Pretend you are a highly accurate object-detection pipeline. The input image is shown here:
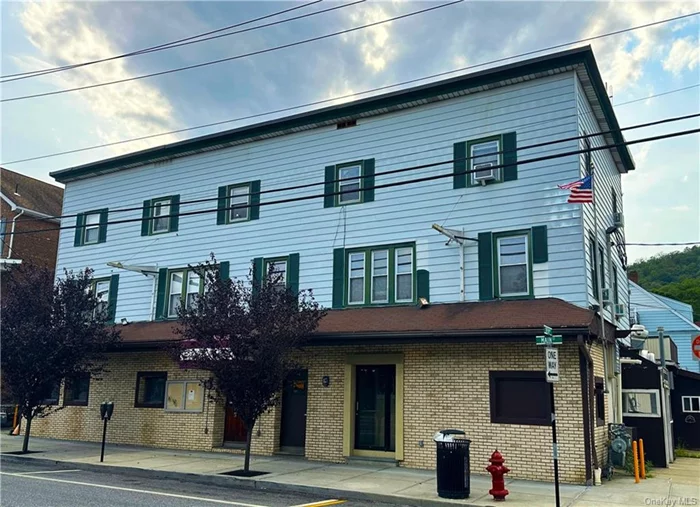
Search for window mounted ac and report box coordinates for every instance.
[614,303,626,317]
[473,163,498,184]
[613,212,624,228]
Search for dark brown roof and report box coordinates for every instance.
[118,298,596,345]
[1,167,63,216]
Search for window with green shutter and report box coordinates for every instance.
[74,209,108,246]
[91,274,119,323]
[141,195,180,236]
[155,262,229,320]
[454,132,517,189]
[216,181,261,225]
[590,235,599,301]
[251,254,300,294]
[323,159,375,208]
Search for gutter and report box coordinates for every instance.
[578,334,598,477]
[7,209,24,258]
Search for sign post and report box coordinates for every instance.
[536,326,561,507]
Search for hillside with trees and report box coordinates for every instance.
[628,246,700,321]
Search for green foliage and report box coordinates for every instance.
[675,447,700,458]
[629,246,700,320]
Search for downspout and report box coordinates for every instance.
[460,240,465,302]
[7,209,24,258]
[578,334,598,472]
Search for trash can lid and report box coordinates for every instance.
[438,429,466,435]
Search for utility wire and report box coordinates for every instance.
[3,14,698,165]
[626,242,700,246]
[0,1,366,83]
[1,1,462,103]
[16,112,700,225]
[6,126,700,237]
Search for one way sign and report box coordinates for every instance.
[545,347,559,383]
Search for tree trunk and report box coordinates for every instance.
[243,422,253,473]
[22,415,32,453]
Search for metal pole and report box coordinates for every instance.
[658,327,666,367]
[100,418,108,463]
[550,382,561,507]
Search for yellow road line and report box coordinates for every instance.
[290,500,346,507]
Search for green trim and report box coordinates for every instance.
[155,268,168,320]
[478,232,493,301]
[143,195,179,236]
[219,261,230,281]
[51,48,633,183]
[343,242,416,308]
[220,182,253,225]
[91,277,114,321]
[612,265,619,306]
[107,274,119,323]
[332,248,345,308]
[598,244,606,289]
[531,225,548,264]
[141,200,151,237]
[590,235,598,301]
[252,257,264,297]
[492,229,534,299]
[324,166,336,208]
[250,180,261,221]
[502,131,518,182]
[288,253,300,294]
[416,269,430,301]
[453,141,467,189]
[263,256,291,289]
[75,208,108,246]
[74,213,85,247]
[466,135,504,187]
[163,267,204,319]
[362,159,375,203]
[334,160,365,207]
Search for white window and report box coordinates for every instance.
[497,235,530,297]
[371,250,388,303]
[165,380,204,412]
[338,164,362,204]
[682,396,700,413]
[348,252,365,304]
[266,259,287,289]
[168,271,184,318]
[185,271,201,309]
[94,279,110,316]
[229,184,250,222]
[152,199,171,233]
[84,213,101,245]
[471,139,500,184]
[395,247,413,302]
[622,390,661,418]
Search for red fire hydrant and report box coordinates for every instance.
[486,450,510,501]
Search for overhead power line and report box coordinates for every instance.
[626,242,700,246]
[2,9,698,166]
[1,0,463,103]
[0,0,367,83]
[6,125,700,237]
[15,111,700,225]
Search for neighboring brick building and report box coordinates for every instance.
[30,48,636,485]
[0,167,63,275]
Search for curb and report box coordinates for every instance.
[0,454,480,507]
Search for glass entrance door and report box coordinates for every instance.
[355,365,396,452]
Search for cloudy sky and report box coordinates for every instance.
[1,1,698,263]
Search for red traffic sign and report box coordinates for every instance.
[693,335,700,361]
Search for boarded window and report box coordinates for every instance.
[489,371,550,425]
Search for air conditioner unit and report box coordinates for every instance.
[473,163,498,184]
[602,288,611,303]
[614,303,626,317]
[613,212,624,228]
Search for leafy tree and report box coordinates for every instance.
[0,264,120,452]
[173,256,325,474]
[629,246,700,320]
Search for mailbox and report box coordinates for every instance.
[100,401,114,421]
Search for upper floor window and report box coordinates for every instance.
[265,257,287,290]
[345,243,415,306]
[90,274,119,323]
[252,254,299,295]
[142,195,179,236]
[682,396,700,413]
[590,235,599,301]
[167,269,202,318]
[217,181,261,225]
[75,209,108,247]
[453,132,517,189]
[598,244,606,290]
[494,232,531,298]
[324,159,375,208]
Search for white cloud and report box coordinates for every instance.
[14,2,180,155]
[662,36,700,75]
[670,205,691,212]
[342,4,399,73]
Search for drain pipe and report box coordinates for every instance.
[578,335,598,472]
[7,209,24,258]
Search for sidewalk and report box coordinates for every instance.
[1,435,698,506]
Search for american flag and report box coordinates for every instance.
[558,175,593,203]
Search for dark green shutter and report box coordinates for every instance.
[217,186,228,225]
[252,257,263,296]
[74,213,85,246]
[288,253,300,294]
[453,142,467,189]
[324,166,335,208]
[98,210,108,244]
[141,200,151,236]
[363,159,375,203]
[503,132,517,182]
[478,232,494,301]
[155,268,168,320]
[417,269,430,301]
[250,180,261,220]
[170,195,180,232]
[332,248,345,308]
[532,225,548,264]
[219,261,230,281]
[107,274,119,323]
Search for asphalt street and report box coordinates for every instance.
[0,458,397,507]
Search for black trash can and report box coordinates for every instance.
[434,429,471,499]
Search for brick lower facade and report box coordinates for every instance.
[30,339,607,484]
